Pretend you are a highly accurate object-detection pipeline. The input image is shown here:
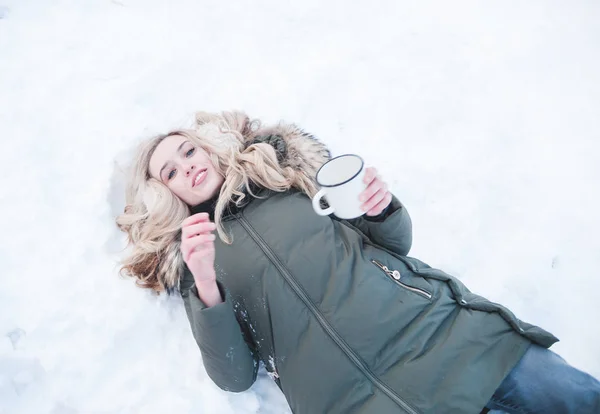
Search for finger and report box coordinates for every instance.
[359,176,385,203]
[181,234,215,262]
[363,167,377,185]
[185,235,216,259]
[182,222,216,238]
[189,237,215,257]
[188,244,215,261]
[182,212,210,228]
[181,239,197,263]
[366,191,393,216]
[190,233,216,245]
[361,187,387,213]
[181,242,195,263]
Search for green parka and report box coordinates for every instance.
[179,125,557,414]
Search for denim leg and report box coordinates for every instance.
[484,344,600,414]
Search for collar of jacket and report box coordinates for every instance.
[189,194,219,220]
[189,183,273,221]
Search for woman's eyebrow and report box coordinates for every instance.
[159,141,189,178]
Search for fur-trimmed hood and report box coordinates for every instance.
[248,122,332,181]
[194,111,331,196]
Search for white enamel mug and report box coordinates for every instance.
[312,154,366,219]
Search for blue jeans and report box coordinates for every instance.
[485,344,600,414]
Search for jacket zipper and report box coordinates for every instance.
[238,215,418,414]
[371,260,432,300]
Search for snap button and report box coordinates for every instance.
[459,299,467,306]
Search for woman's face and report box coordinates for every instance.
[149,134,224,206]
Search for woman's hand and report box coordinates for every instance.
[360,167,392,217]
[181,213,222,306]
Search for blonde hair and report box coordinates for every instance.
[116,111,322,293]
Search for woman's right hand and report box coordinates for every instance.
[181,212,217,284]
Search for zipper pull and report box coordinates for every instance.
[372,260,401,280]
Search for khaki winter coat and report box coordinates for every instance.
[179,126,557,414]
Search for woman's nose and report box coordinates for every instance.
[185,165,195,176]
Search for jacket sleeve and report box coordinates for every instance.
[345,194,413,256]
[181,279,258,392]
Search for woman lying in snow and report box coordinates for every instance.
[116,111,600,414]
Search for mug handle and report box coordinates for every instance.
[312,189,334,216]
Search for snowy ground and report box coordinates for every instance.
[1,1,599,413]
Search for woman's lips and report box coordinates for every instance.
[192,169,208,187]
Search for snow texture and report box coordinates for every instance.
[1,1,599,413]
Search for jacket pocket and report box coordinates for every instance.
[371,259,432,300]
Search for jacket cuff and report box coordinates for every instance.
[188,282,227,312]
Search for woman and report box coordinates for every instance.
[117,111,599,414]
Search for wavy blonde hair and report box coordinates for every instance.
[116,111,323,293]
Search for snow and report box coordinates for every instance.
[1,0,599,413]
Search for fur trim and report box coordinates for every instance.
[254,122,331,183]
[194,110,331,191]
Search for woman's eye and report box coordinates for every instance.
[167,169,176,180]
[185,148,195,158]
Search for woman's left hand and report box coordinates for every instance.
[360,167,392,216]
